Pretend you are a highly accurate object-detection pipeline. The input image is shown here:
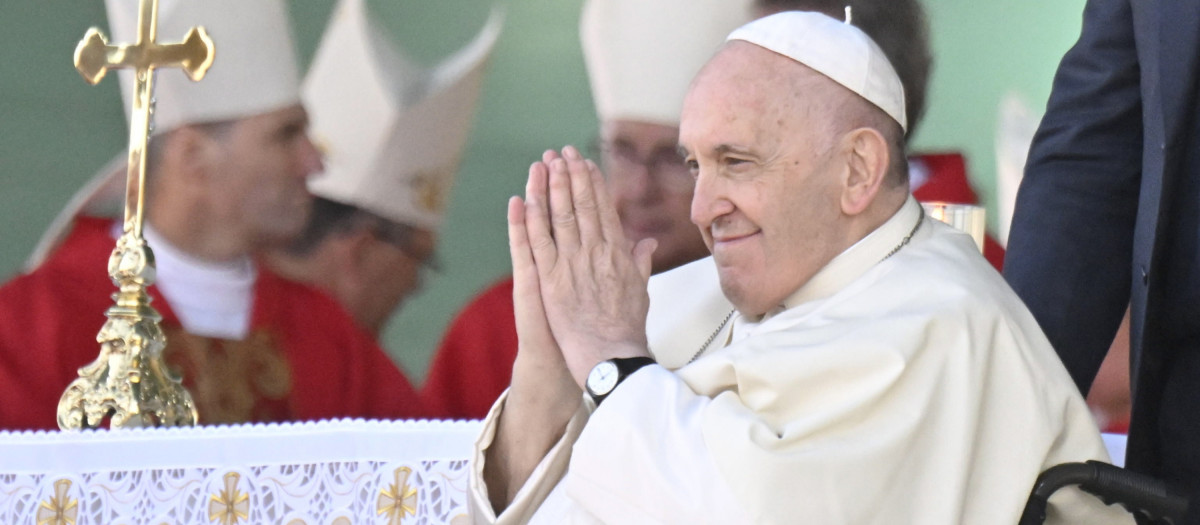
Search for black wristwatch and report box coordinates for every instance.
[585,356,657,406]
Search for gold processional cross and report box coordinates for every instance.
[56,0,214,430]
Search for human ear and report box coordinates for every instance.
[839,127,890,216]
[165,125,223,188]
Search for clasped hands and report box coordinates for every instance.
[507,146,657,394]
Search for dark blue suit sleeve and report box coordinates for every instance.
[1003,0,1142,394]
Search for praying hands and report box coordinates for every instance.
[513,145,657,386]
[484,145,656,511]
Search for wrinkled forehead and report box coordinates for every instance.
[681,43,839,134]
[693,42,784,89]
[685,41,894,140]
[690,42,841,104]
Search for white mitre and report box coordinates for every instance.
[304,0,502,231]
[23,0,303,270]
[105,0,302,133]
[728,10,907,131]
[580,0,753,126]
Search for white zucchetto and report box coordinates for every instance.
[728,11,907,131]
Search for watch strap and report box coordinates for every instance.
[589,356,657,406]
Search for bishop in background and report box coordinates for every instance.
[269,0,500,339]
[0,0,424,430]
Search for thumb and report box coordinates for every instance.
[632,238,658,279]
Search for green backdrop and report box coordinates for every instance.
[0,0,1086,382]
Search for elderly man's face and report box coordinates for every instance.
[681,43,850,316]
[601,120,710,274]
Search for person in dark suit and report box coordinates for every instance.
[1004,0,1200,519]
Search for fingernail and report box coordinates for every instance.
[563,145,580,160]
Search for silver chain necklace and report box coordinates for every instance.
[686,206,925,365]
[687,309,735,364]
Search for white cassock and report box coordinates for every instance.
[468,197,1133,524]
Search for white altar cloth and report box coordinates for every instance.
[0,419,480,525]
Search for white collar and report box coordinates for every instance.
[112,222,257,340]
[782,195,923,310]
[723,197,921,343]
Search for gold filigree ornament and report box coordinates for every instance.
[36,479,78,525]
[208,472,250,525]
[377,467,419,524]
[57,0,212,429]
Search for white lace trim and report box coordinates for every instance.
[0,419,480,524]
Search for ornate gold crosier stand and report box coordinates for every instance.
[56,0,214,430]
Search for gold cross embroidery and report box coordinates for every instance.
[208,472,250,524]
[377,466,419,524]
[35,479,78,525]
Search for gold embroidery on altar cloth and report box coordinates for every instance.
[163,328,292,423]
[377,466,419,525]
[36,479,78,525]
[209,472,250,524]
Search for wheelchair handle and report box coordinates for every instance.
[1018,460,1189,525]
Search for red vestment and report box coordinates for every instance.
[421,152,1007,419]
[0,217,424,431]
[421,277,516,419]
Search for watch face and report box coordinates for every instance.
[587,360,620,396]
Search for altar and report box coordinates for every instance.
[0,419,480,524]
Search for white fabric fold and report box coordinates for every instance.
[468,195,1132,524]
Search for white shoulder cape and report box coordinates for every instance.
[469,198,1132,525]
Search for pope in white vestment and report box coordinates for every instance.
[470,198,1130,524]
[468,11,1133,525]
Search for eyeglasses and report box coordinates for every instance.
[370,220,441,272]
[596,140,694,192]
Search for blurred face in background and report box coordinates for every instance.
[208,104,325,247]
[600,119,711,274]
[352,222,437,334]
